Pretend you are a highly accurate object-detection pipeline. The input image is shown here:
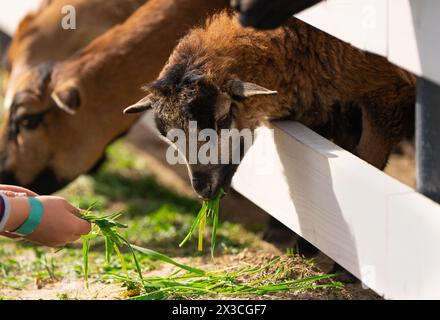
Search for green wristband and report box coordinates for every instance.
[14,197,44,236]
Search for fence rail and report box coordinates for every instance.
[296,0,440,85]
[232,122,440,299]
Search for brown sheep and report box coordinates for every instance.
[0,0,229,193]
[3,0,146,110]
[125,11,415,200]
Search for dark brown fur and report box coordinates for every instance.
[162,12,414,167]
[134,12,415,198]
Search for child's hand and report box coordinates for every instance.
[0,185,38,197]
[27,196,91,247]
[7,196,91,247]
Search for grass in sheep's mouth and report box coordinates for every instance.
[179,188,225,257]
[80,209,342,300]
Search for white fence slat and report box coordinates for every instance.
[386,193,440,300]
[296,0,388,57]
[297,0,440,85]
[388,0,440,85]
[0,0,41,35]
[232,122,440,299]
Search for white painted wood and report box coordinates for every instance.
[296,0,389,57]
[0,0,41,35]
[296,0,440,85]
[386,193,440,300]
[388,0,440,85]
[232,122,440,299]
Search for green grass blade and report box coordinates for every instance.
[82,236,91,288]
[131,244,205,275]
[117,235,144,281]
[113,243,127,275]
[179,202,207,248]
[104,237,114,264]
[198,214,207,251]
[128,289,169,300]
[211,207,219,258]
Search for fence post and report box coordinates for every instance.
[416,77,440,203]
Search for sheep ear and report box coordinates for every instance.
[231,79,278,99]
[51,85,81,115]
[123,95,153,114]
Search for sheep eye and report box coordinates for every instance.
[217,114,232,130]
[15,111,48,130]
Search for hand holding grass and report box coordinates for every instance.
[4,196,91,247]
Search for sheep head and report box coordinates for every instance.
[124,66,277,200]
[0,63,69,193]
[0,62,132,193]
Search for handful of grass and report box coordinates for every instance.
[80,211,203,287]
[179,188,225,257]
[117,258,341,300]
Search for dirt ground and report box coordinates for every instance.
[0,247,380,300]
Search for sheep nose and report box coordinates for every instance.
[192,174,219,200]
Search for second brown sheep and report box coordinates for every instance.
[125,11,415,200]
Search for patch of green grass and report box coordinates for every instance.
[125,260,341,300]
[80,209,341,300]
[0,241,81,290]
[56,292,72,300]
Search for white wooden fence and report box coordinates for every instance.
[296,0,440,85]
[0,0,41,35]
[231,0,440,300]
[233,122,440,299]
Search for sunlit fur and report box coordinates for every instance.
[0,0,229,193]
[148,11,415,198]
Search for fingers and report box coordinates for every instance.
[19,196,92,246]
[63,200,80,215]
[66,205,92,237]
[76,219,92,236]
[1,231,21,239]
[62,219,91,245]
[60,203,91,237]
[64,203,90,236]
[0,185,38,196]
[60,199,91,235]
[1,191,27,197]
